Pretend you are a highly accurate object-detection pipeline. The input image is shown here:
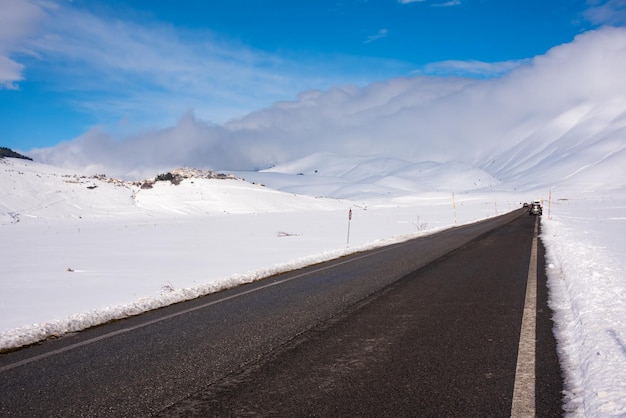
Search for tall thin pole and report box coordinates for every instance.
[347,208,352,246]
[548,190,552,220]
[452,193,457,225]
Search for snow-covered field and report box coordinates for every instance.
[1,156,625,417]
[541,195,626,417]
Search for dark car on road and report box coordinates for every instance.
[529,200,542,216]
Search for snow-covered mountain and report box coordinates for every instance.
[234,153,502,199]
[0,160,349,225]
[480,101,626,192]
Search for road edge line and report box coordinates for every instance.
[510,216,538,417]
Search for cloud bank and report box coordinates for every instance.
[31,27,626,190]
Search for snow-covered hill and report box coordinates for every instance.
[245,152,502,198]
[481,101,626,192]
[0,160,347,225]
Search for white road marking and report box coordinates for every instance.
[510,217,538,417]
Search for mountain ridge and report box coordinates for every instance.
[0,147,32,161]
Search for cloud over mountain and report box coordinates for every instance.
[30,27,626,191]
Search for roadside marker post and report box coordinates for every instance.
[347,208,352,247]
[547,190,552,220]
[452,192,457,225]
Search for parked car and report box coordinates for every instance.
[529,200,542,216]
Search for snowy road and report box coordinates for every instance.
[0,209,561,416]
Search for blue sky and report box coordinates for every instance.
[1,0,624,153]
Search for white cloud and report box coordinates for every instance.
[25,4,301,124]
[0,0,46,89]
[364,28,389,44]
[432,0,462,7]
[397,0,459,5]
[27,24,626,184]
[9,2,407,134]
[418,59,529,78]
[0,56,24,89]
[584,0,626,25]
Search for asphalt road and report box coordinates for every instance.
[0,209,562,417]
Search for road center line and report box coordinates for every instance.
[510,217,538,417]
